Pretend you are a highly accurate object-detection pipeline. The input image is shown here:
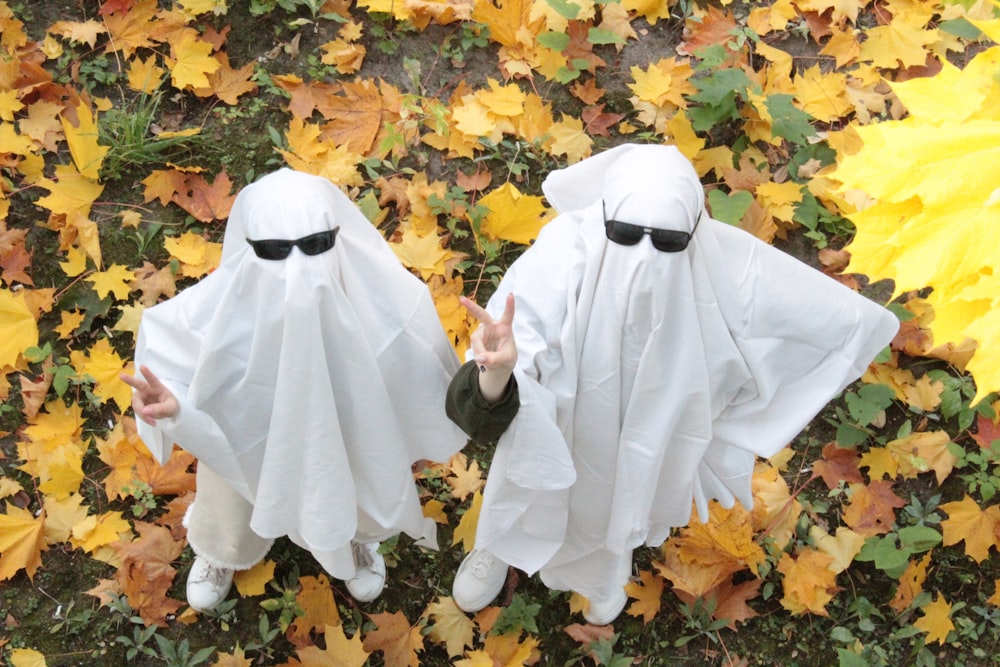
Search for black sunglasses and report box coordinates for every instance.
[245,227,340,260]
[602,201,698,253]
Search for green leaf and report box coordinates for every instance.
[587,27,625,45]
[939,17,981,38]
[846,383,895,425]
[838,649,872,667]
[897,525,942,552]
[537,31,570,51]
[491,593,541,635]
[544,0,581,19]
[765,93,818,145]
[690,68,751,107]
[706,189,752,225]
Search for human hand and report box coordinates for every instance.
[119,365,180,426]
[462,293,517,402]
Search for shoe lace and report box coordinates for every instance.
[351,542,373,570]
[469,551,496,579]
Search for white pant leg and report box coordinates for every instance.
[185,463,273,570]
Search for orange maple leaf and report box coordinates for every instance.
[890,552,931,613]
[170,170,236,222]
[287,574,342,647]
[363,611,424,667]
[776,548,838,616]
[811,442,864,489]
[940,495,1000,563]
[296,624,370,667]
[194,52,257,104]
[841,481,905,537]
[131,260,177,307]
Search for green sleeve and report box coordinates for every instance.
[445,361,520,444]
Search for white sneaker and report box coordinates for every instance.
[345,542,386,602]
[583,588,628,625]
[186,557,234,612]
[452,549,508,612]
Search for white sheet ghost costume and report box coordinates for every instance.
[131,169,465,581]
[452,144,899,606]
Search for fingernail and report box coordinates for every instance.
[479,365,487,373]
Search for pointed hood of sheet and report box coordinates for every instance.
[474,145,898,595]
[134,169,465,556]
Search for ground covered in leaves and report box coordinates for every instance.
[1,0,1000,666]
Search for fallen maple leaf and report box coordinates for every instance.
[841,481,905,537]
[889,552,930,613]
[477,183,551,245]
[0,503,47,581]
[0,287,38,368]
[914,594,955,645]
[61,100,108,180]
[295,624,370,667]
[776,548,838,615]
[424,596,475,658]
[940,495,1000,563]
[445,452,485,500]
[362,611,424,667]
[624,569,664,624]
[288,574,342,647]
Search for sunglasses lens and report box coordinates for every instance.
[250,240,294,260]
[605,220,644,245]
[297,229,337,256]
[649,230,691,253]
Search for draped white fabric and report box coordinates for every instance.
[473,144,899,600]
[133,169,465,576]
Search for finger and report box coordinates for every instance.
[119,372,144,390]
[459,296,494,325]
[138,365,165,391]
[498,293,516,327]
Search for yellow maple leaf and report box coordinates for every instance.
[168,32,221,90]
[86,263,135,301]
[452,95,502,141]
[58,246,88,278]
[477,79,526,117]
[35,164,104,221]
[452,490,482,552]
[914,595,955,645]
[549,114,592,163]
[127,55,166,94]
[233,559,275,596]
[70,510,132,554]
[793,66,851,122]
[390,225,452,280]
[422,499,448,524]
[445,452,485,500]
[482,631,540,666]
[62,101,108,180]
[809,526,864,574]
[113,303,145,337]
[629,63,674,106]
[0,503,47,581]
[279,118,365,187]
[831,47,1000,403]
[164,232,222,279]
[796,0,863,24]
[38,445,84,499]
[624,569,664,624]
[177,0,227,16]
[859,446,899,481]
[0,287,39,368]
[755,180,803,224]
[940,495,1000,563]
[69,338,132,409]
[425,596,475,658]
[858,15,937,69]
[477,183,552,246]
